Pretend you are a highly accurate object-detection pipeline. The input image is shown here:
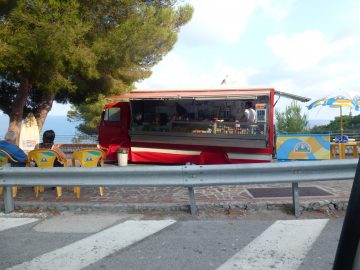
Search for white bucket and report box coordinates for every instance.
[118,153,128,166]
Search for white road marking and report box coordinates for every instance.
[0,217,39,232]
[8,219,176,270]
[33,212,133,233]
[216,219,329,270]
[0,212,48,219]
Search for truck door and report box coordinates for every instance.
[98,102,130,150]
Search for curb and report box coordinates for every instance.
[0,199,349,215]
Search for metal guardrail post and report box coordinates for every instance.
[333,158,360,269]
[4,186,14,213]
[187,187,197,216]
[1,165,15,213]
[292,182,300,217]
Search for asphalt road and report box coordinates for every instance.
[0,210,344,270]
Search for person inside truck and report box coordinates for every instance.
[242,101,257,125]
[175,102,188,120]
[134,113,143,125]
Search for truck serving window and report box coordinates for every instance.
[130,96,269,136]
[104,107,120,121]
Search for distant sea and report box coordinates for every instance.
[308,119,330,128]
[0,115,78,140]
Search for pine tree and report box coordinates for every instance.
[0,0,193,136]
[275,101,309,133]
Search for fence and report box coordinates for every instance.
[42,131,360,144]
[50,134,98,144]
[277,130,360,142]
[324,131,360,142]
[1,159,357,216]
[57,144,98,158]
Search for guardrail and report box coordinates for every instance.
[0,159,358,216]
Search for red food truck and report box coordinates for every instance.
[98,88,310,164]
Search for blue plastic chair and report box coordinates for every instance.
[335,135,348,143]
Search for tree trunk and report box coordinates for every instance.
[34,93,56,132]
[8,77,32,144]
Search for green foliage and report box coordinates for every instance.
[275,101,309,133]
[0,0,93,92]
[0,0,193,132]
[68,1,193,134]
[67,95,110,135]
[311,114,360,134]
[0,0,19,16]
[0,0,96,129]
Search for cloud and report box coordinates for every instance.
[137,47,360,120]
[137,52,216,89]
[136,52,258,89]
[139,2,360,120]
[264,31,360,101]
[181,0,257,45]
[267,31,358,70]
[248,54,360,120]
[181,0,295,45]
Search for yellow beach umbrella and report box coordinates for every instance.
[307,96,354,136]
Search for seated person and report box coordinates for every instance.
[34,130,66,167]
[0,130,27,167]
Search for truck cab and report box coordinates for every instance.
[98,101,131,161]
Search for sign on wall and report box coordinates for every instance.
[19,113,40,153]
[276,134,330,160]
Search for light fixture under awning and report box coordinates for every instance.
[193,95,256,100]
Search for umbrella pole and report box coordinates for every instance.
[340,106,343,136]
[339,106,345,159]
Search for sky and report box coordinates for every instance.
[3,0,360,121]
[136,0,360,120]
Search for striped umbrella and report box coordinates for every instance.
[352,96,360,111]
[307,96,354,136]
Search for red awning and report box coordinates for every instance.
[107,88,273,100]
[106,88,310,102]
